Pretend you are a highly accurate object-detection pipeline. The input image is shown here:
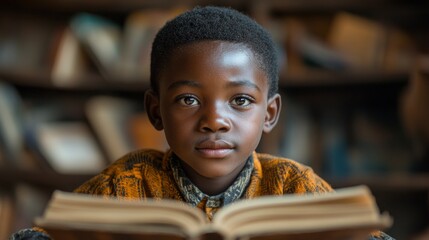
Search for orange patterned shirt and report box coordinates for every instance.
[74,149,333,216]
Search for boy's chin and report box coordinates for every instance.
[193,162,243,180]
[195,168,232,179]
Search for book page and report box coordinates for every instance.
[212,185,392,239]
[42,225,188,240]
[237,227,381,240]
[36,191,207,237]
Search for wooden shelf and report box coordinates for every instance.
[281,70,409,88]
[0,69,148,94]
[3,0,188,13]
[268,0,426,13]
[5,0,427,13]
[3,0,246,13]
[328,174,429,191]
[0,166,93,191]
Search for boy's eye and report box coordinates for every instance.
[231,96,252,107]
[179,96,199,106]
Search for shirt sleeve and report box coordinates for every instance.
[283,166,333,194]
[369,231,396,240]
[9,227,51,240]
[73,172,114,195]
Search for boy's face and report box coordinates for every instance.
[146,40,280,181]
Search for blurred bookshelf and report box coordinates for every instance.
[0,0,428,239]
[0,69,147,93]
[0,166,92,192]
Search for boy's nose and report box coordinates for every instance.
[198,102,231,133]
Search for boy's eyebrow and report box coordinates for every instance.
[167,80,201,90]
[166,79,262,92]
[228,80,261,92]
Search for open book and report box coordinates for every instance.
[35,185,392,240]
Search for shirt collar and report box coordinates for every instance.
[169,152,254,208]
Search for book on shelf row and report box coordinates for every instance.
[0,7,417,86]
[261,95,419,179]
[0,82,168,175]
[0,7,187,86]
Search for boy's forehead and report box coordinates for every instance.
[172,41,262,72]
[185,42,254,68]
[172,40,253,59]
[159,41,269,95]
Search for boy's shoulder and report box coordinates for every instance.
[255,152,313,172]
[103,149,167,175]
[253,152,333,194]
[74,149,169,195]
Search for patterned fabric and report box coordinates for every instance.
[170,152,253,208]
[9,227,50,240]
[370,231,396,240]
[73,149,334,201]
[10,149,394,239]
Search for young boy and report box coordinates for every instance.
[11,6,393,240]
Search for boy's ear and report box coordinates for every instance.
[144,89,164,130]
[263,93,281,133]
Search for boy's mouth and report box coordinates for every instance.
[195,140,234,158]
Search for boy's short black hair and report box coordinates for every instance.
[150,6,279,98]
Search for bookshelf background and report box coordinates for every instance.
[0,0,428,239]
